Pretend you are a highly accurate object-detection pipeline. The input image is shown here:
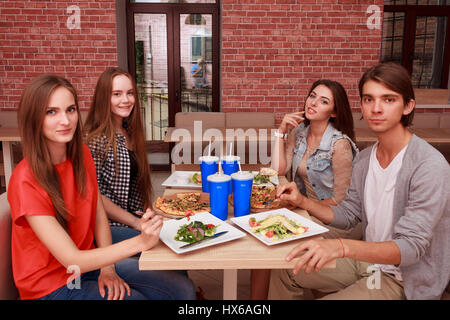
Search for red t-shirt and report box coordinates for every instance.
[8,144,98,300]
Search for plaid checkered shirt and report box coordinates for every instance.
[87,133,144,228]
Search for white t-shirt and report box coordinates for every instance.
[364,142,408,281]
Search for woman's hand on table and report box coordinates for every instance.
[286,239,343,275]
[278,111,305,134]
[139,208,163,251]
[277,182,305,208]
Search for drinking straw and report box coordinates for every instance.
[218,148,223,175]
[208,137,211,157]
[229,141,233,157]
[238,160,242,173]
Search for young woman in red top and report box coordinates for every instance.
[8,74,196,300]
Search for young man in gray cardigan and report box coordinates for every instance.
[268,62,449,300]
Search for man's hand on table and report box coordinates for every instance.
[276,182,341,274]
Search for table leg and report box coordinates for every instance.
[2,142,13,190]
[223,269,238,300]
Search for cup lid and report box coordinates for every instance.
[231,171,253,180]
[207,172,231,182]
[199,156,219,162]
[221,155,240,162]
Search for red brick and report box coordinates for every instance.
[0,0,118,109]
[221,2,386,116]
[1,0,444,120]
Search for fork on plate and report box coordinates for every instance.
[264,188,278,209]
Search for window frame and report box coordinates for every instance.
[191,35,212,62]
[126,1,221,126]
[383,4,450,88]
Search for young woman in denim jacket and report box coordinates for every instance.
[251,80,359,299]
[274,79,358,206]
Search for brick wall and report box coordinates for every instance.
[1,1,447,118]
[221,0,385,123]
[0,0,117,110]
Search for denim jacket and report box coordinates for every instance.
[292,122,359,200]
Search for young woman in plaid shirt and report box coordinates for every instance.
[85,67,153,244]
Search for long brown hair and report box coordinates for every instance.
[84,67,153,209]
[17,74,86,231]
[358,62,415,127]
[303,79,355,141]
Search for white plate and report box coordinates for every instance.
[162,171,202,189]
[230,208,329,246]
[162,170,279,188]
[159,212,247,254]
[248,171,279,186]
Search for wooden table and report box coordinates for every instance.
[139,176,335,300]
[0,127,20,189]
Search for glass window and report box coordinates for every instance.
[191,36,212,62]
[180,13,213,112]
[134,13,169,140]
[381,12,405,64]
[185,14,206,25]
[382,1,450,88]
[412,16,448,88]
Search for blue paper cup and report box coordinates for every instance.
[199,156,219,193]
[231,171,254,217]
[221,155,240,195]
[207,173,231,221]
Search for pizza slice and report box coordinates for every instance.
[155,193,210,217]
[177,192,201,202]
[250,185,280,209]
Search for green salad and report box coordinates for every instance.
[252,173,271,185]
[249,215,308,240]
[174,221,219,244]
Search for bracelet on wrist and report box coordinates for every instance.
[274,130,288,140]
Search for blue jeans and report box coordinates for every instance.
[110,226,142,258]
[110,226,141,244]
[37,258,196,300]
